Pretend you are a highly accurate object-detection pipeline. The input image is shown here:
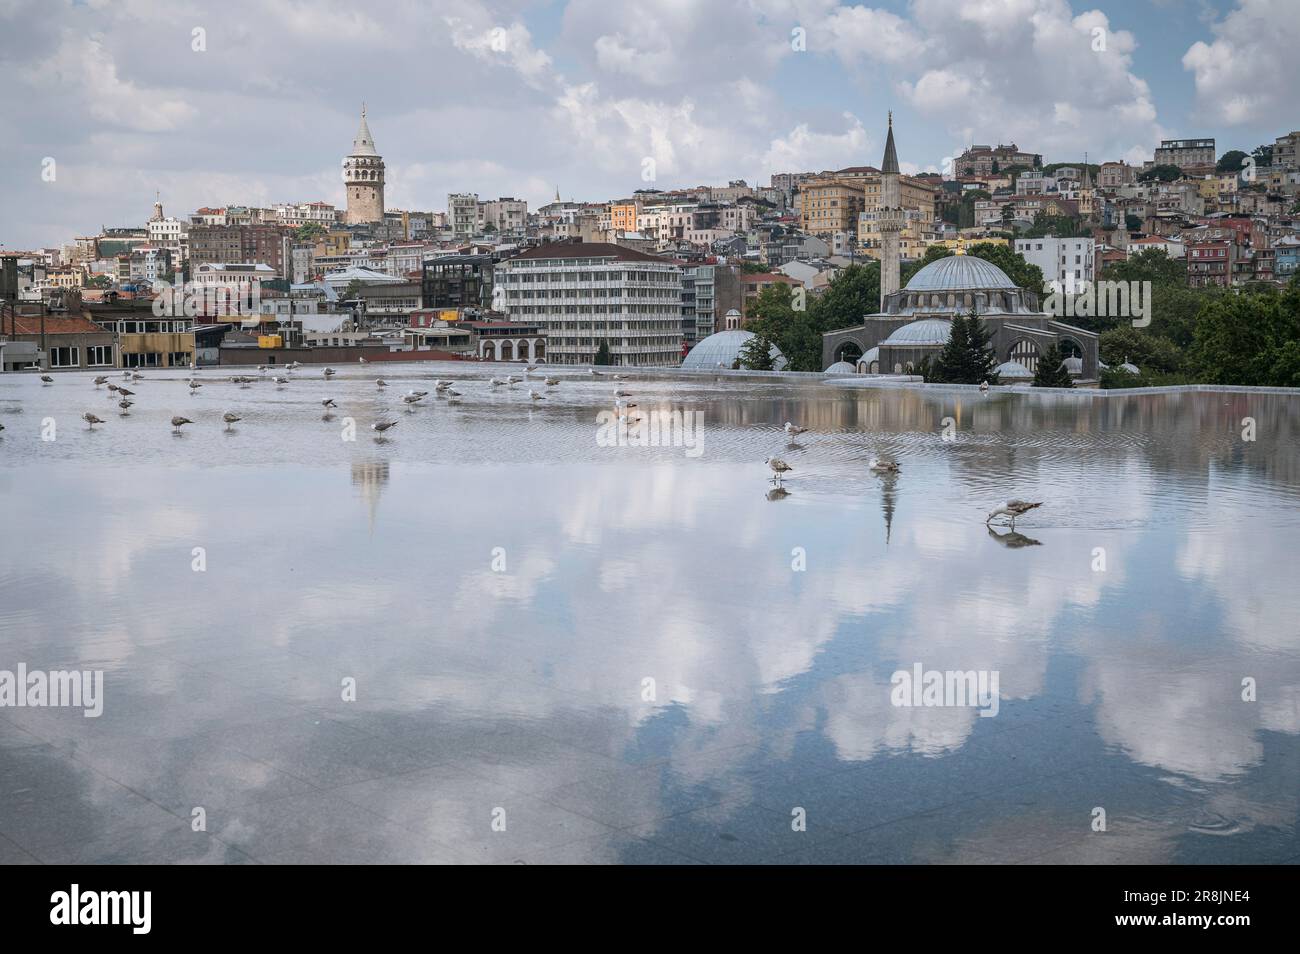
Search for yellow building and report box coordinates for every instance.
[610,202,639,232]
[800,178,866,238]
[314,230,352,257]
[857,175,938,260]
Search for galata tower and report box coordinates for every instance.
[343,105,385,225]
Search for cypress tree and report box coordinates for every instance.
[1033,342,1074,388]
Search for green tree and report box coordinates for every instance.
[1124,214,1144,231]
[1188,286,1300,386]
[1138,164,1182,183]
[931,313,1000,384]
[737,333,776,370]
[1098,327,1183,373]
[1032,342,1074,387]
[295,223,326,243]
[343,279,364,300]
[1216,150,1248,174]
[1103,248,1186,287]
[594,340,611,366]
[739,261,772,274]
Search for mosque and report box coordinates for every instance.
[821,118,1099,382]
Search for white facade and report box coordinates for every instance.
[1015,236,1096,286]
[147,217,188,263]
[448,193,481,237]
[498,245,683,367]
[481,198,528,235]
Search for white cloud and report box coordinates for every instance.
[1182,0,1300,125]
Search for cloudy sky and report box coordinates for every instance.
[1,0,1295,250]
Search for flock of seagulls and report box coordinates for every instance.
[25,367,1046,532]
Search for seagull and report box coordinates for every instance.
[614,388,632,398]
[83,412,105,428]
[257,365,267,373]
[525,365,539,372]
[544,377,560,386]
[132,371,144,381]
[189,361,197,372]
[506,375,522,384]
[979,380,989,392]
[489,378,507,387]
[117,387,135,398]
[869,458,900,473]
[406,389,429,398]
[529,390,545,400]
[171,415,193,432]
[376,379,388,388]
[401,393,423,406]
[40,375,53,384]
[118,399,133,413]
[445,388,461,397]
[223,412,242,430]
[93,375,108,387]
[986,500,1043,529]
[122,370,132,379]
[613,374,628,381]
[372,420,398,434]
[321,398,337,409]
[589,369,603,377]
[189,380,202,392]
[323,367,336,377]
[765,457,793,483]
[435,380,453,390]
[107,382,120,394]
[273,376,289,386]
[784,422,807,437]
[358,356,368,364]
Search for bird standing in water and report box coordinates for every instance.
[986,500,1042,529]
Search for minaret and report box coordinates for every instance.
[878,112,904,311]
[343,104,386,225]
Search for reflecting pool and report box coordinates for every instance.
[1,364,1298,864]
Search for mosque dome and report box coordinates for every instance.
[682,329,788,370]
[1061,356,1083,375]
[995,360,1033,380]
[882,318,952,346]
[905,255,1017,292]
[825,361,856,373]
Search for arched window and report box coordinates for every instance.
[1009,339,1041,373]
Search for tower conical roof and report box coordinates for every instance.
[351,105,378,157]
[881,112,899,176]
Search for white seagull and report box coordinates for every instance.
[784,422,807,437]
[529,390,545,400]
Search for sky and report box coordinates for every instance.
[0,0,1296,250]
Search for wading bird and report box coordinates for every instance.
[529,390,545,401]
[171,416,193,432]
[41,375,53,384]
[93,376,108,387]
[118,399,133,414]
[375,379,388,388]
[372,420,398,434]
[322,398,337,409]
[765,457,793,484]
[870,457,900,474]
[986,500,1042,529]
[83,412,105,428]
[784,422,807,437]
[544,377,559,386]
[223,412,241,430]
[323,367,336,377]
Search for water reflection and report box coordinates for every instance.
[0,366,1297,864]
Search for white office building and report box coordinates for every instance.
[497,241,683,366]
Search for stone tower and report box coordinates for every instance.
[878,112,905,311]
[343,105,385,225]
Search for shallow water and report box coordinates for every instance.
[1,364,1298,864]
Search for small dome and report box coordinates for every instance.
[995,360,1033,380]
[904,255,1017,291]
[882,318,952,346]
[682,329,787,370]
[825,361,856,373]
[1061,356,1083,374]
[1119,361,1139,374]
[855,346,880,368]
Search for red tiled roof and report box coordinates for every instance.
[9,314,110,335]
[738,272,800,284]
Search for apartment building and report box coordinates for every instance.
[1014,236,1096,286]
